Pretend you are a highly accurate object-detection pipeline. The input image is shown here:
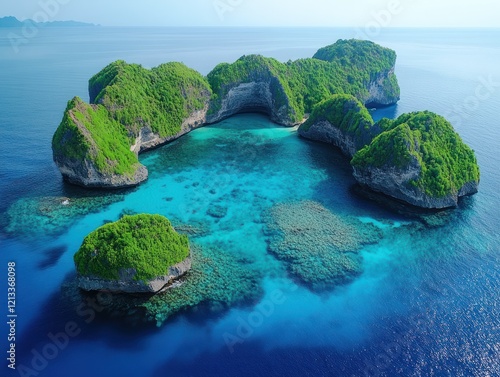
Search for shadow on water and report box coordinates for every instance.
[15,274,163,367]
[38,245,68,269]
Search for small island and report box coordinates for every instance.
[74,214,191,293]
[299,95,480,208]
[0,16,97,28]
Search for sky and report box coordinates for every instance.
[2,0,500,28]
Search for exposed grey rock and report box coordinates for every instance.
[76,256,192,293]
[54,154,148,188]
[299,120,358,157]
[131,105,209,154]
[365,68,400,106]
[207,80,296,126]
[352,156,478,209]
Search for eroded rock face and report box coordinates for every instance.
[132,105,209,154]
[53,40,402,189]
[298,94,381,157]
[352,157,479,209]
[76,256,192,293]
[56,156,149,188]
[365,68,400,107]
[207,80,294,126]
[299,120,359,157]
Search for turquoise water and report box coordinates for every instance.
[0,28,499,377]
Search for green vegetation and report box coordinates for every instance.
[52,98,90,161]
[74,214,190,282]
[314,39,396,76]
[90,61,212,138]
[53,39,401,187]
[313,39,400,105]
[300,94,379,150]
[52,97,140,176]
[207,40,400,122]
[207,54,301,121]
[351,111,480,198]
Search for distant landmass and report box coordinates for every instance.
[0,16,98,28]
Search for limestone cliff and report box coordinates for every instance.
[313,39,400,107]
[76,257,192,293]
[351,112,480,209]
[365,67,399,107]
[206,55,299,126]
[74,214,192,293]
[352,159,479,209]
[207,80,295,126]
[298,94,381,157]
[52,97,148,188]
[299,98,479,209]
[53,61,211,188]
[53,39,401,189]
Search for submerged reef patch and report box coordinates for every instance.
[65,243,263,327]
[3,194,124,238]
[263,200,383,290]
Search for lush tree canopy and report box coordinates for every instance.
[74,214,190,281]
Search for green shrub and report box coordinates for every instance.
[74,214,190,282]
[351,111,480,198]
[300,94,376,146]
[90,61,212,138]
[53,97,139,176]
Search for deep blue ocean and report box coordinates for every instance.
[0,27,499,377]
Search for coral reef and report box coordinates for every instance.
[263,200,383,290]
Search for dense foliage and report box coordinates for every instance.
[207,54,301,121]
[207,40,400,122]
[89,60,212,138]
[300,94,379,149]
[313,39,400,106]
[74,214,190,282]
[314,39,396,77]
[351,111,480,198]
[52,97,139,176]
[53,39,401,184]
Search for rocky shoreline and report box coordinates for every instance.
[52,39,400,190]
[76,256,192,293]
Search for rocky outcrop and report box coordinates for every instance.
[53,40,402,189]
[300,101,480,209]
[298,94,381,157]
[365,67,400,107]
[350,112,480,209]
[55,155,148,188]
[313,39,400,108]
[74,214,192,293]
[353,158,479,209]
[131,105,209,154]
[206,80,294,126]
[300,120,358,156]
[52,97,149,188]
[76,257,192,293]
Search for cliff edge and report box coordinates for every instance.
[74,214,191,293]
[52,39,400,188]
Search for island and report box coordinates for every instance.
[299,95,480,208]
[51,39,480,209]
[72,215,263,325]
[52,39,399,187]
[74,214,191,293]
[0,16,97,28]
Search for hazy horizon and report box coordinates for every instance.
[2,0,500,28]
